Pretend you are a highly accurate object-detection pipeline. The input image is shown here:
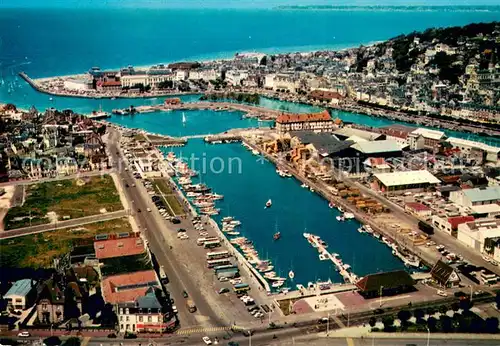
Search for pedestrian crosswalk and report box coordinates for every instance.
[175,326,232,335]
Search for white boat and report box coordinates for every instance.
[182,112,187,124]
[357,227,365,234]
[226,231,240,236]
[251,149,260,155]
[272,281,285,288]
[296,284,305,290]
[364,225,374,234]
[265,199,272,208]
[319,254,328,261]
[288,270,295,280]
[222,216,234,222]
[344,212,355,219]
[303,233,311,239]
[301,183,309,188]
[336,215,345,222]
[229,220,241,226]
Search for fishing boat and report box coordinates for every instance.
[265,199,272,208]
[288,270,295,280]
[273,232,281,240]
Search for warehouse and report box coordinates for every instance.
[373,170,441,192]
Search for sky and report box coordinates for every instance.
[1,0,499,9]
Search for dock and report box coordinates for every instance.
[304,233,358,284]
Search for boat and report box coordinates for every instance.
[280,288,290,294]
[303,232,311,239]
[344,212,355,219]
[301,183,309,188]
[265,199,272,208]
[357,227,365,234]
[393,247,420,268]
[273,232,281,240]
[328,202,335,208]
[222,216,234,222]
[296,284,305,290]
[251,149,260,155]
[182,112,187,124]
[319,254,328,261]
[259,266,274,273]
[226,231,240,236]
[364,225,374,234]
[337,206,344,213]
[288,270,295,280]
[373,232,381,239]
[336,215,345,222]
[272,281,285,288]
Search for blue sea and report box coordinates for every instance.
[1,7,499,281]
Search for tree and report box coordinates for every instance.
[62,337,81,346]
[438,305,449,315]
[427,316,438,332]
[439,315,453,333]
[43,336,62,346]
[451,302,460,312]
[484,317,499,334]
[397,310,412,327]
[414,309,425,323]
[459,298,472,312]
[495,292,500,310]
[382,315,394,332]
[369,317,377,327]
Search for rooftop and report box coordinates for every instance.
[447,216,475,229]
[410,128,446,140]
[463,218,500,232]
[356,270,414,292]
[351,140,402,154]
[463,186,500,203]
[405,202,431,212]
[94,236,145,260]
[471,204,500,214]
[4,279,36,298]
[374,170,441,187]
[102,270,159,304]
[276,110,331,124]
[446,137,500,153]
[333,127,383,141]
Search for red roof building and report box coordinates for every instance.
[276,110,333,133]
[102,270,159,304]
[405,202,432,217]
[94,234,145,260]
[448,216,475,230]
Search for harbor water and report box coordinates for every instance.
[165,139,406,287]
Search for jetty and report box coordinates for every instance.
[304,233,358,284]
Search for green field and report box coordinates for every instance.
[152,179,185,216]
[4,175,122,230]
[0,218,132,268]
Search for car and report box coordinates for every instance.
[171,218,181,224]
[218,288,230,294]
[178,228,187,233]
[147,208,152,212]
[182,290,189,298]
[228,342,239,346]
[18,332,30,337]
[219,277,229,282]
[172,305,178,313]
[202,336,212,345]
[247,306,259,312]
[437,290,448,297]
[373,308,384,314]
[318,317,329,324]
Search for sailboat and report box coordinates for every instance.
[288,270,295,280]
[273,220,280,240]
[265,199,272,208]
[182,112,187,125]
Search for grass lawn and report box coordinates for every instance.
[4,175,123,230]
[0,217,132,268]
[152,179,185,216]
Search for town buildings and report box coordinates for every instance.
[275,110,333,133]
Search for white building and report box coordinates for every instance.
[225,70,248,86]
[4,279,37,310]
[121,74,172,88]
[449,186,500,208]
[408,128,446,151]
[445,137,500,162]
[457,218,500,254]
[175,70,189,81]
[188,69,220,81]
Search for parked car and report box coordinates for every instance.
[218,288,230,294]
[437,290,448,297]
[202,336,212,345]
[18,332,30,337]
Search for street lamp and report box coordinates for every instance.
[379,286,384,307]
[326,312,330,336]
[425,325,430,346]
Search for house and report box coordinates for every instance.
[405,202,432,218]
[364,158,391,173]
[275,110,333,134]
[309,89,344,105]
[94,233,145,260]
[430,260,460,288]
[408,128,446,152]
[355,270,415,298]
[449,186,500,208]
[431,215,475,236]
[378,124,416,147]
[36,278,83,324]
[373,170,441,192]
[4,279,37,310]
[457,218,500,253]
[117,287,175,334]
[101,270,159,305]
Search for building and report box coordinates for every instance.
[430,260,460,288]
[457,218,500,253]
[94,232,145,260]
[36,278,83,324]
[275,110,333,134]
[373,170,441,192]
[350,140,402,159]
[471,204,500,218]
[121,73,172,89]
[4,279,37,310]
[445,137,500,162]
[309,89,344,105]
[225,70,249,86]
[431,215,475,236]
[117,287,175,334]
[405,202,432,218]
[449,186,500,208]
[102,270,160,304]
[408,128,446,151]
[377,124,416,147]
[355,270,415,298]
[333,128,385,142]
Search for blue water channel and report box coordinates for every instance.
[165,140,406,287]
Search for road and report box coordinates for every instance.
[0,210,128,239]
[107,128,227,329]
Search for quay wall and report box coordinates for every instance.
[241,139,435,270]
